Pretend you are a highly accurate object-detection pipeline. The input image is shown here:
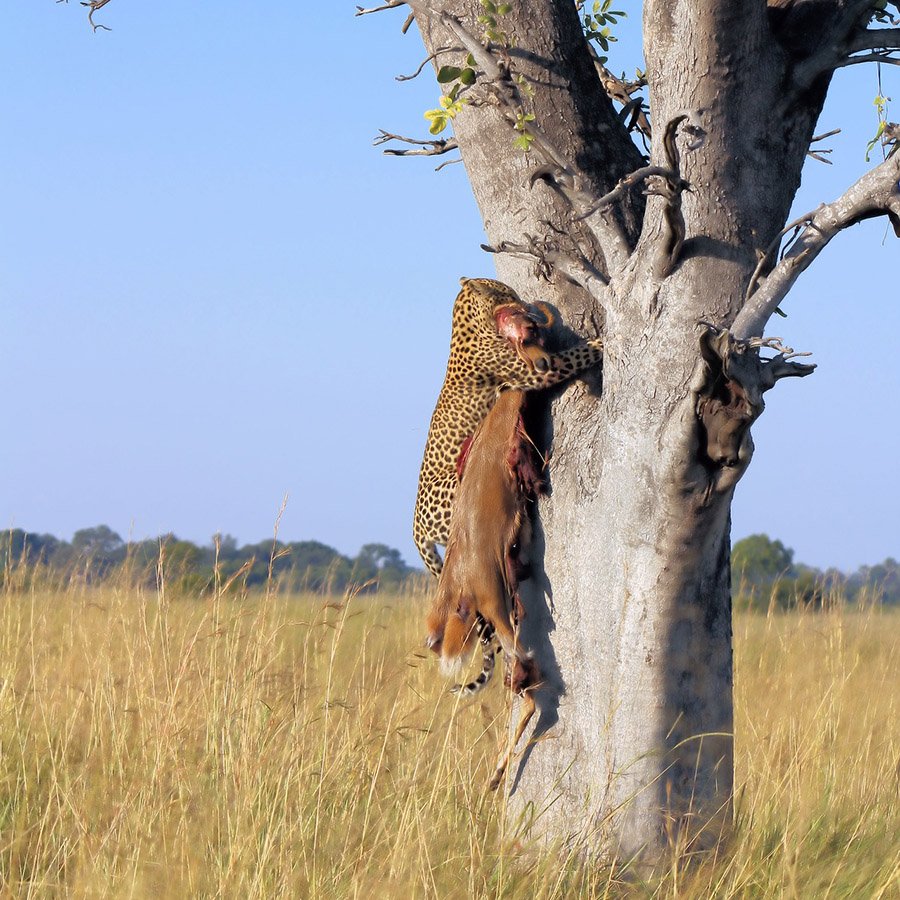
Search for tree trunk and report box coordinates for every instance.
[410,0,832,860]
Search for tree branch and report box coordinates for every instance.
[420,9,637,273]
[355,1,407,17]
[807,127,840,164]
[848,27,900,53]
[588,47,651,144]
[373,130,459,157]
[791,8,900,86]
[481,236,610,303]
[732,150,900,339]
[57,0,114,31]
[837,51,900,68]
[396,48,458,81]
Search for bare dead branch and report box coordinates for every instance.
[70,0,113,32]
[807,127,840,165]
[355,1,407,17]
[374,130,459,157]
[744,335,814,363]
[732,150,900,339]
[482,236,609,301]
[811,128,841,143]
[570,166,674,219]
[434,157,463,172]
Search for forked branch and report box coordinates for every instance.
[374,130,459,157]
[732,149,900,339]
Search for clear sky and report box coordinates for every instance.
[2,2,897,572]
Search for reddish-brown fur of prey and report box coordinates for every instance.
[425,389,539,673]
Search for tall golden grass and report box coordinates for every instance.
[0,571,897,897]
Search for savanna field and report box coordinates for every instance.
[0,568,897,898]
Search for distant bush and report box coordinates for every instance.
[732,533,899,609]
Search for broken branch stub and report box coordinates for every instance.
[696,325,815,469]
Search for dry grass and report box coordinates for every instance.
[0,577,897,898]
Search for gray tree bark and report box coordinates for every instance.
[396,0,900,860]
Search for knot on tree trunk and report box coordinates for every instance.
[696,324,816,472]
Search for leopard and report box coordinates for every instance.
[413,277,603,578]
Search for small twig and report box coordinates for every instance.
[810,128,841,143]
[435,157,463,172]
[745,335,813,361]
[374,130,459,157]
[396,48,458,81]
[807,128,840,165]
[79,0,113,32]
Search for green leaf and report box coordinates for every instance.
[459,67,476,86]
[424,109,448,134]
[437,65,462,83]
[481,0,497,12]
[497,3,512,13]
[513,132,534,152]
[466,53,476,67]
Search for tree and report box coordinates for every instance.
[66,0,899,860]
[71,525,124,560]
[732,533,796,584]
[360,0,900,858]
[354,542,412,590]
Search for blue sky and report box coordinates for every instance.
[2,2,897,571]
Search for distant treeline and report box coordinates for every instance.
[732,534,900,608]
[3,526,897,605]
[1,525,423,595]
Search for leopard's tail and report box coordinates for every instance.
[451,613,497,697]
